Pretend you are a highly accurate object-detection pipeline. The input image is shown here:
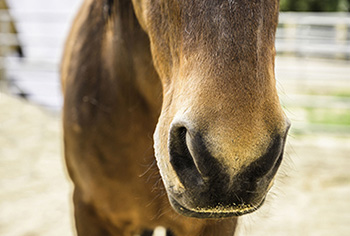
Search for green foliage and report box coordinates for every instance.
[280,0,350,12]
[306,107,350,126]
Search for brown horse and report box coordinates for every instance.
[61,0,290,235]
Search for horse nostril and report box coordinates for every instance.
[240,135,285,182]
[168,126,204,187]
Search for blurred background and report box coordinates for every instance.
[0,0,349,235]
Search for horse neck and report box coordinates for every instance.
[107,1,162,115]
[68,0,162,120]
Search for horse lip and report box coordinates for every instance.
[169,195,265,219]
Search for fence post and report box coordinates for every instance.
[335,22,348,60]
[0,9,11,93]
[285,17,297,57]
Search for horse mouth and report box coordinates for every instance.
[166,151,282,219]
[169,195,265,219]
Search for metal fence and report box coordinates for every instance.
[277,12,350,59]
[0,2,80,109]
[274,13,350,136]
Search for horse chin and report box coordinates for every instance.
[168,194,266,219]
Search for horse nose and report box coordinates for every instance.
[168,122,289,193]
[239,121,290,185]
[168,124,227,190]
[238,134,285,183]
[168,122,290,210]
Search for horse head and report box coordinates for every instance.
[132,0,290,218]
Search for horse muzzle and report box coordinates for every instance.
[166,121,290,218]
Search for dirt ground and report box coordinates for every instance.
[1,93,349,236]
[0,93,74,236]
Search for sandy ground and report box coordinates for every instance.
[0,93,74,236]
[1,93,350,236]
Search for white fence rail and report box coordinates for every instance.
[277,12,350,59]
[0,6,79,109]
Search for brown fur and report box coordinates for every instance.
[62,0,288,235]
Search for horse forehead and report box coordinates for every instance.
[144,0,276,51]
[138,0,278,79]
[145,0,271,24]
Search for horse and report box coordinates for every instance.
[61,0,290,235]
